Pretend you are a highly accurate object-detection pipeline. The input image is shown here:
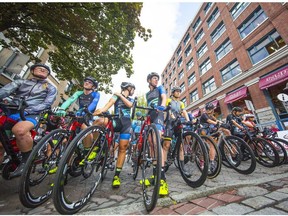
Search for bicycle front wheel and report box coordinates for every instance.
[52,126,107,214]
[220,136,256,174]
[177,132,209,188]
[141,123,161,212]
[19,128,69,208]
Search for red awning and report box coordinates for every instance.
[192,109,200,117]
[224,86,248,104]
[210,100,219,108]
[259,65,288,89]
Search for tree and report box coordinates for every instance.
[0,3,151,93]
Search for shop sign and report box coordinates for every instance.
[259,65,288,89]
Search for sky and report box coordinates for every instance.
[97,2,202,108]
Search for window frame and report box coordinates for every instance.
[202,77,216,95]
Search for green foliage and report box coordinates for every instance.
[0,3,151,93]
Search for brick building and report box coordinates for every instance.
[161,2,288,130]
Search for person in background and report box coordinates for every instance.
[0,63,57,177]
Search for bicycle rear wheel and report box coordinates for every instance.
[201,135,222,179]
[220,135,256,174]
[177,132,208,188]
[141,123,161,212]
[52,126,107,214]
[19,129,69,208]
[266,138,287,165]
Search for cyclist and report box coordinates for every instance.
[93,82,135,188]
[131,111,144,142]
[0,63,57,177]
[226,107,245,138]
[49,76,100,173]
[162,86,190,176]
[145,72,168,196]
[199,103,229,174]
[242,113,257,133]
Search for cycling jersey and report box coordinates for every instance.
[0,78,57,115]
[112,94,134,117]
[60,90,100,114]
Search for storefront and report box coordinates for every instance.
[259,64,288,130]
[224,86,252,110]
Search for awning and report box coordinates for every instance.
[224,86,248,104]
[192,109,201,117]
[210,100,219,108]
[259,65,288,89]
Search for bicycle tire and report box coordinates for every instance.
[249,137,279,167]
[220,135,256,174]
[177,131,208,188]
[200,135,222,179]
[141,123,161,212]
[52,126,107,214]
[266,138,287,165]
[19,128,69,208]
[274,137,288,164]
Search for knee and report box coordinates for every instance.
[12,126,29,137]
[162,141,170,151]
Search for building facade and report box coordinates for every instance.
[161,2,288,130]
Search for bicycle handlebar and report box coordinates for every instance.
[0,96,28,121]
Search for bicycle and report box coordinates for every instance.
[19,108,92,208]
[130,98,162,212]
[212,124,257,175]
[163,115,209,187]
[0,98,47,180]
[52,111,118,214]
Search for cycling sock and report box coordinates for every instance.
[161,167,166,180]
[115,167,122,177]
[21,150,32,162]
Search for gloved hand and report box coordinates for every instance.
[76,109,85,117]
[55,109,66,117]
[156,105,166,111]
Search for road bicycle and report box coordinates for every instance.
[19,108,92,208]
[130,98,162,212]
[52,111,119,214]
[212,124,257,175]
[163,115,209,187]
[0,98,47,180]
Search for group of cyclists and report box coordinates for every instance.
[0,63,281,204]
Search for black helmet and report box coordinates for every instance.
[232,107,243,112]
[30,63,51,75]
[205,103,215,110]
[121,82,135,90]
[84,76,98,88]
[147,72,160,82]
[171,86,181,94]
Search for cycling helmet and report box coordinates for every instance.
[30,63,51,75]
[136,111,142,117]
[121,82,135,90]
[84,76,98,88]
[147,72,160,82]
[171,86,181,94]
[232,107,243,112]
[244,113,255,120]
[205,103,215,110]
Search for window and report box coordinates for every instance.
[195,29,205,44]
[172,67,176,75]
[185,44,192,57]
[238,6,268,39]
[188,73,196,86]
[197,42,208,59]
[172,57,175,64]
[173,79,177,86]
[176,46,182,56]
[165,78,167,84]
[165,69,167,74]
[221,59,242,83]
[230,2,249,20]
[181,97,187,106]
[211,21,226,43]
[178,69,184,80]
[204,2,213,14]
[177,57,183,68]
[248,30,286,64]
[207,7,219,28]
[186,58,194,71]
[215,38,233,61]
[168,63,171,69]
[192,17,201,32]
[183,33,190,46]
[203,77,216,95]
[190,90,199,103]
[180,82,185,92]
[199,58,212,75]
[169,73,172,79]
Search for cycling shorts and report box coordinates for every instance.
[113,116,131,136]
[8,113,39,127]
[149,110,164,131]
